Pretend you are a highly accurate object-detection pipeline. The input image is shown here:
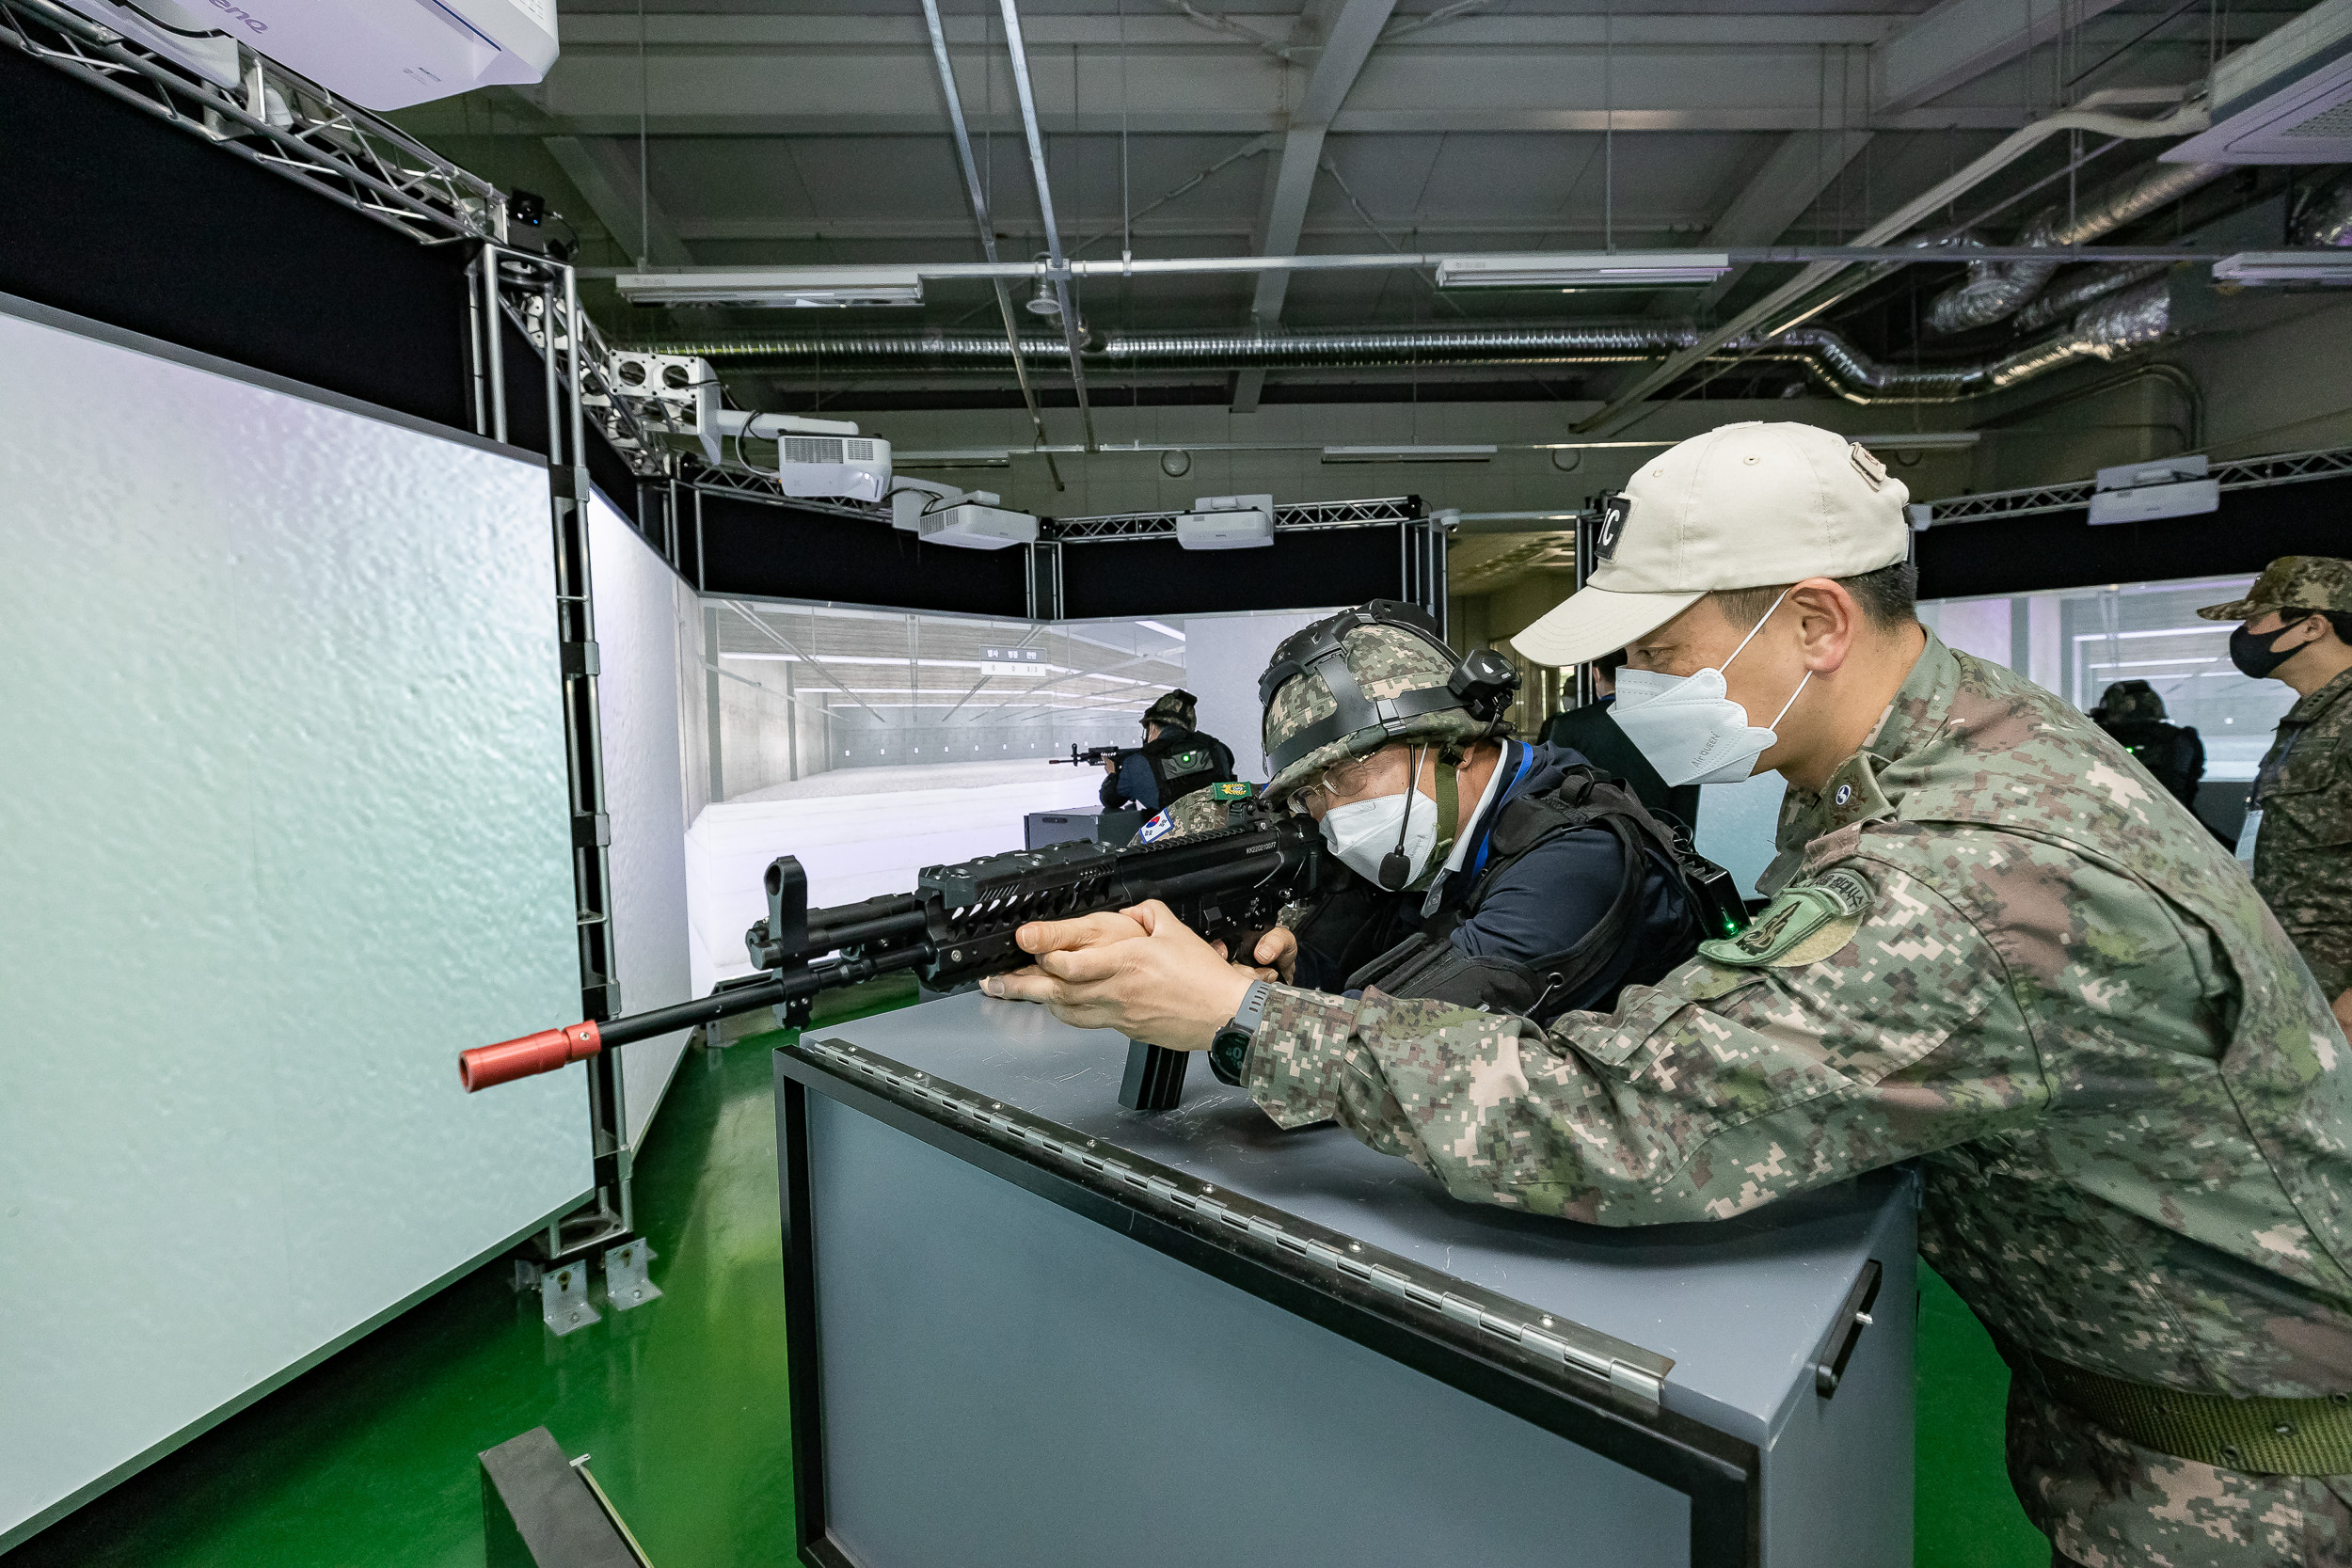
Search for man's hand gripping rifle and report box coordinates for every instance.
[457,802,1330,1096]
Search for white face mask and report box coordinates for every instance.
[1610,591,1811,787]
[1318,751,1440,890]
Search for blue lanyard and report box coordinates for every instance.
[1467,741,1534,880]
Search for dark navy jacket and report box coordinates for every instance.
[1292,739,1700,1017]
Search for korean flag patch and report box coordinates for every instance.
[1137,809,1176,844]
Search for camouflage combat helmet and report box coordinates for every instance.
[1141,689,1199,730]
[2098,679,2168,722]
[2197,556,2352,622]
[1257,600,1519,803]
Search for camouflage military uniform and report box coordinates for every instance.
[1240,635,2352,1565]
[2201,558,2352,1004]
[2248,664,2352,1000]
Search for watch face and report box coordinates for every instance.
[1208,1027,1252,1086]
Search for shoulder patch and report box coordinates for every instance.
[1208,781,1256,800]
[1698,868,1872,969]
[1137,809,1177,843]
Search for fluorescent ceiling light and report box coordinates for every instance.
[895,450,1014,468]
[1436,252,1732,289]
[1321,445,1498,463]
[2213,252,2352,286]
[1852,432,1982,451]
[614,268,925,307]
[1136,620,1188,641]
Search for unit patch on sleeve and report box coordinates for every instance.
[1697,868,1873,968]
[1208,781,1256,800]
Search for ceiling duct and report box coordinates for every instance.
[2010,261,2174,333]
[2294,170,2352,247]
[1925,161,2227,336]
[629,284,2179,406]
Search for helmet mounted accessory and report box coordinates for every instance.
[1258,598,1520,811]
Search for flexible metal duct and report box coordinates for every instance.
[2294,170,2352,248]
[1924,161,2225,336]
[632,285,2172,404]
[2010,259,2173,333]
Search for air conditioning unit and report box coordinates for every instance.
[1176,494,1276,551]
[57,0,560,112]
[2087,455,2219,525]
[605,352,717,438]
[2163,0,2352,163]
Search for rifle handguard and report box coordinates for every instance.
[460,1021,603,1092]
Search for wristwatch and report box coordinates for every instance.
[1208,979,1273,1086]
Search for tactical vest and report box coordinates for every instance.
[1315,766,1695,1027]
[1139,726,1236,808]
[2098,717,2203,806]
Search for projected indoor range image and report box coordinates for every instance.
[8,4,2352,1567]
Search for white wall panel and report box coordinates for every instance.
[0,306,590,1547]
[585,497,694,1149]
[685,764,1103,993]
[1175,609,1334,780]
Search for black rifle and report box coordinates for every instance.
[459,805,1332,1112]
[1049,743,1124,768]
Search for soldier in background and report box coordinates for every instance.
[2200,557,2352,1035]
[1539,647,1701,828]
[1100,689,1238,817]
[2090,678,2204,811]
[987,422,2352,1568]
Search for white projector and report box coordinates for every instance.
[2087,455,2219,526]
[1176,494,1277,550]
[917,501,1040,550]
[58,0,560,111]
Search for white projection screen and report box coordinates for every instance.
[585,495,695,1148]
[0,297,594,1548]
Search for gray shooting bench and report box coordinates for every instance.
[773,992,1915,1568]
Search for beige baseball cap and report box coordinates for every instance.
[1511,421,1913,667]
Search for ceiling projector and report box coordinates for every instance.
[1176,494,1276,550]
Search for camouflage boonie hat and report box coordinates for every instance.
[2098,679,2167,721]
[2196,557,2352,622]
[1260,619,1493,804]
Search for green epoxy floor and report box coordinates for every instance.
[8,977,2048,1567]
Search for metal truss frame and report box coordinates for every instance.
[1923,444,2352,525]
[1044,495,1422,543]
[677,459,890,524]
[1,0,499,246]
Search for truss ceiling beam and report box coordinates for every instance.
[1874,0,2136,113]
[1232,0,1399,411]
[1691,127,1873,310]
[542,135,692,267]
[473,39,2228,138]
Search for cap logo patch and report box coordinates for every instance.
[1594,493,1633,562]
[1850,443,1888,490]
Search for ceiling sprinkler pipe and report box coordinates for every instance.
[1925,161,2226,336]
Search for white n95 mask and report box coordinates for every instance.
[1609,591,1811,787]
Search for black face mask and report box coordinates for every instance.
[2229,620,2311,681]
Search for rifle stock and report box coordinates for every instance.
[460,805,1327,1100]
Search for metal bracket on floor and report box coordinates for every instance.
[539,1258,600,1337]
[603,1239,661,1312]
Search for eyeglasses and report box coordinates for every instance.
[1286,750,1404,818]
